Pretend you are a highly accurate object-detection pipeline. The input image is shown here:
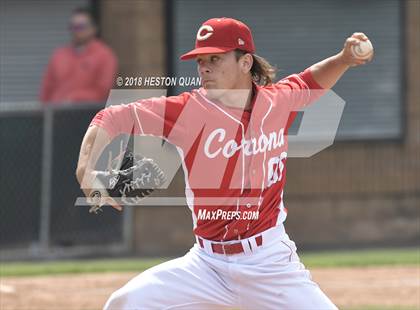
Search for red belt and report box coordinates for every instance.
[197,235,263,255]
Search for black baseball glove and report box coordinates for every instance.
[88,151,166,214]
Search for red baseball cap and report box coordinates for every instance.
[180,17,255,60]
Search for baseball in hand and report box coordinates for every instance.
[351,39,373,60]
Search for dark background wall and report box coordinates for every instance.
[284,0,419,249]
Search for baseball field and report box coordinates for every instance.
[1,247,419,310]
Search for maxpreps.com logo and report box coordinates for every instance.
[196,25,214,41]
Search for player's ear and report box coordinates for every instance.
[239,53,253,74]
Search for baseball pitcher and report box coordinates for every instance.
[76,17,373,309]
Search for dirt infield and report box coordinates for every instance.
[1,266,419,309]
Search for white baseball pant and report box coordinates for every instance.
[104,226,338,309]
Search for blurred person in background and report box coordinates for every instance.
[39,7,117,105]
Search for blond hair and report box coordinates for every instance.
[235,49,277,86]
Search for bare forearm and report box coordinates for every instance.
[310,54,349,89]
[76,126,110,196]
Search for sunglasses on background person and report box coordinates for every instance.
[69,22,91,32]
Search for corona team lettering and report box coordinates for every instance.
[204,128,285,159]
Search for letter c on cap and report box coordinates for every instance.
[197,25,213,41]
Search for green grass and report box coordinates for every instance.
[0,258,165,277]
[0,247,418,277]
[300,247,420,268]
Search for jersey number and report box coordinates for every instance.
[267,152,287,187]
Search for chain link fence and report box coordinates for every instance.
[0,103,131,260]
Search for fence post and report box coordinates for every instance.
[123,207,134,253]
[39,106,53,251]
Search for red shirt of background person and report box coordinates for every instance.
[39,7,117,105]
